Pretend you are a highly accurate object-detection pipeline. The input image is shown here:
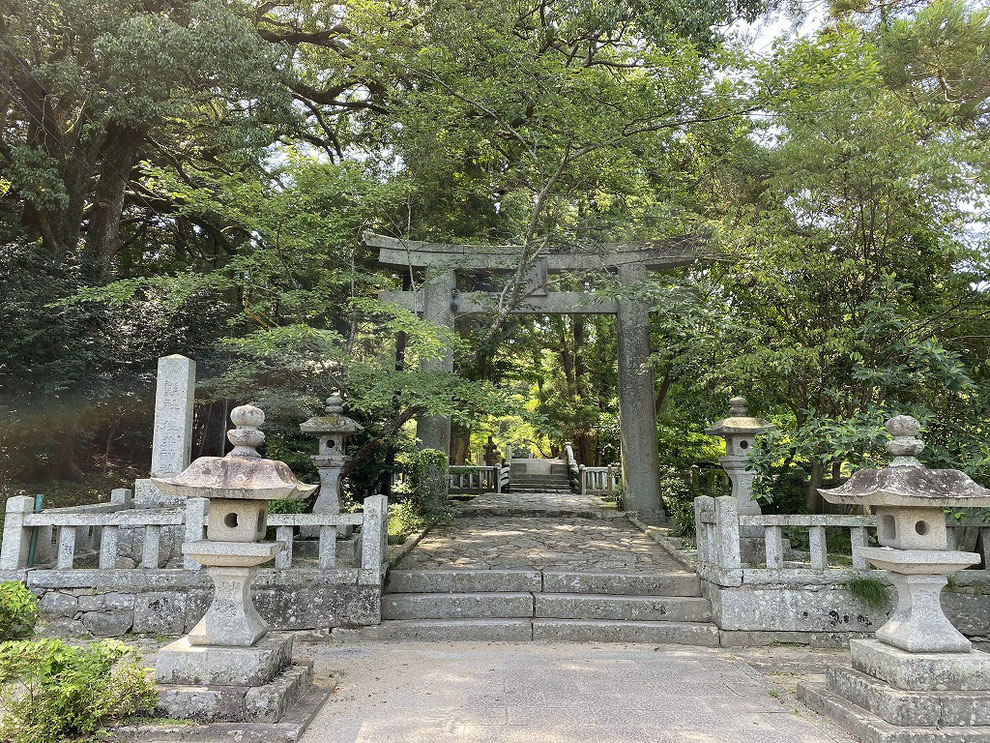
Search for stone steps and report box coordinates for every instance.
[378,568,716,645]
[382,592,711,622]
[385,569,701,597]
[365,618,720,645]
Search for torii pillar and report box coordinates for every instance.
[616,262,664,522]
[418,269,456,455]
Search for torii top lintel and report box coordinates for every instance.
[363,232,697,273]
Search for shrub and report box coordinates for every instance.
[268,498,308,515]
[0,582,39,641]
[0,638,157,743]
[411,448,450,517]
[658,469,695,540]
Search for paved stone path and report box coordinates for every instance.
[398,515,684,572]
[398,490,685,573]
[298,641,854,743]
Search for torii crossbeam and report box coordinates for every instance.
[366,232,698,521]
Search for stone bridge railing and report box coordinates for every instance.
[449,465,510,494]
[0,492,389,638]
[693,495,990,639]
[2,492,387,578]
[578,465,619,495]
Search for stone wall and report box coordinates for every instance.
[702,577,990,641]
[3,568,381,638]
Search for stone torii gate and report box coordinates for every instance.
[365,232,695,521]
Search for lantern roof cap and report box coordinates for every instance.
[820,415,990,508]
[300,395,363,436]
[153,404,317,501]
[706,396,776,436]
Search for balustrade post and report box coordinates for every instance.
[0,496,34,570]
[693,496,714,565]
[99,526,119,569]
[714,496,742,585]
[360,495,387,576]
[808,525,828,570]
[318,526,338,568]
[850,526,869,570]
[275,526,294,569]
[142,525,162,568]
[56,526,76,569]
[765,526,784,569]
[183,497,207,570]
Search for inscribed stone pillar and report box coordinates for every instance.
[417,269,455,457]
[135,354,196,509]
[615,262,665,522]
[151,355,197,477]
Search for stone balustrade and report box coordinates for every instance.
[578,465,619,495]
[448,465,509,494]
[2,492,388,579]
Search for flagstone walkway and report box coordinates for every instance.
[297,641,854,743]
[398,515,684,573]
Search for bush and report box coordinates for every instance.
[0,582,39,641]
[658,469,695,540]
[411,448,450,517]
[0,638,157,743]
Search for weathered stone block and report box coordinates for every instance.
[383,592,533,620]
[133,592,186,635]
[40,591,78,617]
[851,639,990,692]
[155,634,292,686]
[385,569,541,594]
[157,684,247,722]
[244,661,313,723]
[81,610,132,636]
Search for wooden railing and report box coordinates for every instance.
[579,465,619,495]
[448,465,509,493]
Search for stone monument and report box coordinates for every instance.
[135,354,196,508]
[152,404,320,722]
[798,415,990,741]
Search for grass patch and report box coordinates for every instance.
[848,577,893,610]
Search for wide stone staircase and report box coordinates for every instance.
[371,568,718,645]
[510,465,572,494]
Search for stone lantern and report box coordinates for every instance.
[151,404,318,722]
[706,396,775,516]
[483,435,501,467]
[799,415,990,739]
[300,395,362,517]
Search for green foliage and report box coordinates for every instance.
[0,582,39,641]
[267,499,308,515]
[658,469,695,539]
[412,449,451,518]
[0,639,156,743]
[387,501,430,544]
[848,578,894,611]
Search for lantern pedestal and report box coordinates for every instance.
[183,540,281,647]
[151,404,324,726]
[797,415,990,741]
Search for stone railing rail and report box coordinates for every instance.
[448,465,509,493]
[578,465,619,495]
[1,492,388,580]
[694,495,990,589]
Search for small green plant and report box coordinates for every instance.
[268,498,308,515]
[0,638,157,743]
[848,577,893,610]
[0,581,39,641]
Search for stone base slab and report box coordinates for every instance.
[798,682,990,743]
[156,660,312,723]
[827,666,990,727]
[120,677,334,741]
[852,639,990,691]
[155,634,293,686]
